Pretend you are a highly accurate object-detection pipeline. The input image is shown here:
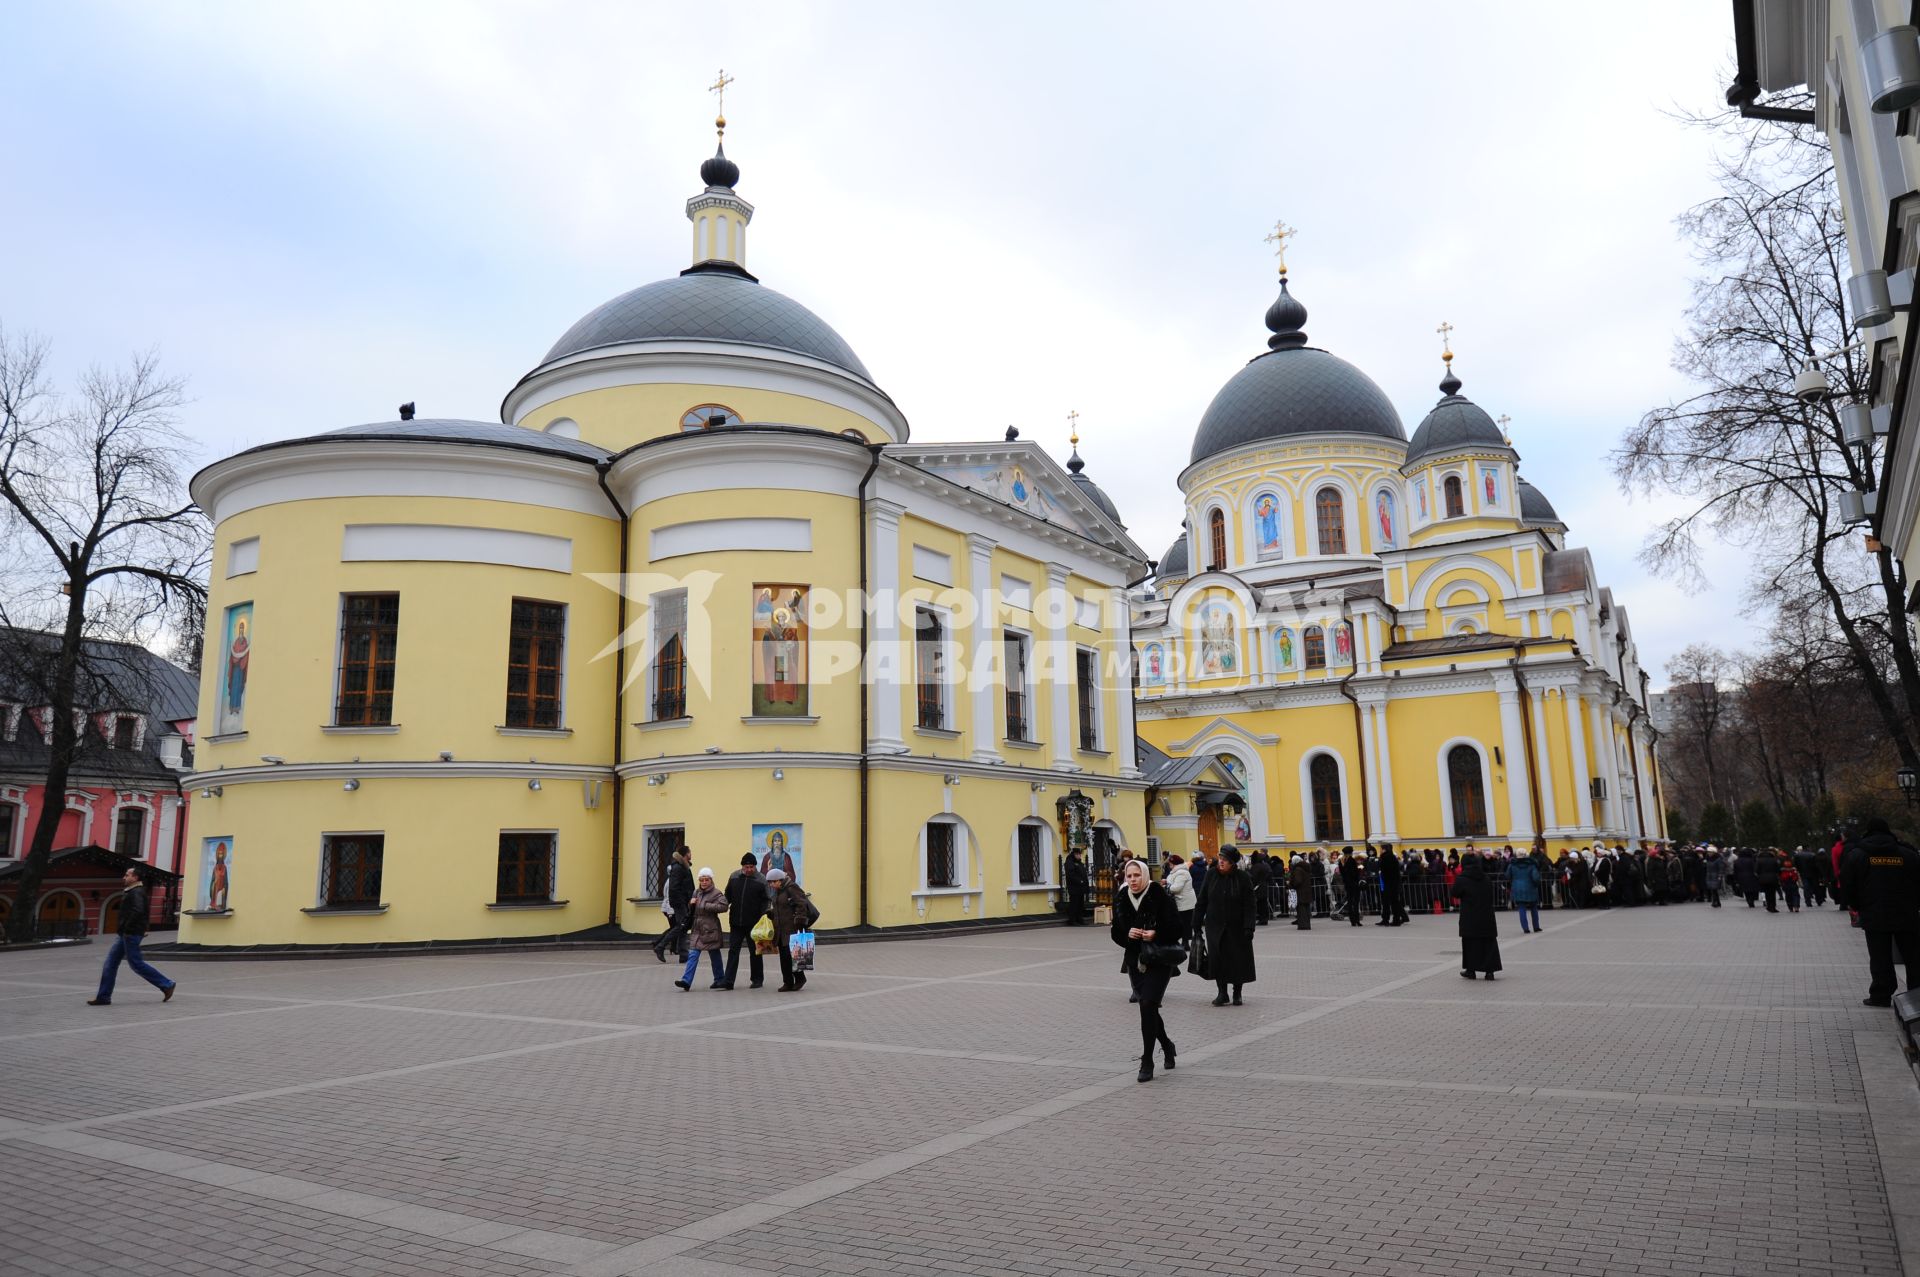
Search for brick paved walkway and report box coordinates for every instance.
[0,901,1908,1276]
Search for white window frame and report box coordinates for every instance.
[919,815,970,892]
[647,589,690,723]
[913,604,955,733]
[1003,627,1035,742]
[1011,818,1054,889]
[1074,643,1103,753]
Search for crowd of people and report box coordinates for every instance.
[1107,820,1920,1081]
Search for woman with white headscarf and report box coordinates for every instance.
[674,867,729,990]
[1111,859,1181,1082]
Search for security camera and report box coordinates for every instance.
[1793,367,1832,404]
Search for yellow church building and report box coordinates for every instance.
[179,126,1150,947]
[1131,266,1667,861]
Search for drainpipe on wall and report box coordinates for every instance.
[856,443,884,930]
[1335,598,1370,843]
[595,461,630,929]
[1510,643,1544,842]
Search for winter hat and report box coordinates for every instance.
[1219,846,1242,864]
[766,869,788,883]
[697,867,715,881]
[741,853,758,866]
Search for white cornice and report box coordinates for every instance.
[191,440,614,525]
[502,343,909,443]
[186,760,614,786]
[1177,431,1410,493]
[875,461,1144,579]
[613,749,1148,790]
[606,427,875,509]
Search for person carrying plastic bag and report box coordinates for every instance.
[768,868,820,991]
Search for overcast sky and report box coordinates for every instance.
[2,2,1756,683]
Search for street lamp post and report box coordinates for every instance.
[1898,766,1917,806]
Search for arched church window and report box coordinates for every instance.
[1448,744,1488,837]
[1303,625,1326,670]
[1315,488,1345,555]
[1443,475,1465,519]
[681,404,742,432]
[1208,509,1227,572]
[1309,754,1343,841]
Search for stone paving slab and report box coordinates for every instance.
[0,900,1910,1276]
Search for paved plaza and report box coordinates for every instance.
[1,902,1916,1277]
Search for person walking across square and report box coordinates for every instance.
[721,853,771,989]
[653,845,694,962]
[767,868,818,992]
[87,868,176,1006]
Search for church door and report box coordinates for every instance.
[1448,745,1489,837]
[1197,806,1219,859]
[37,891,80,938]
[101,892,124,937]
[1310,754,1344,841]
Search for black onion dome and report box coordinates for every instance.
[1155,532,1190,580]
[1517,477,1563,527]
[1066,448,1124,527]
[1403,373,1509,468]
[700,142,739,189]
[1189,277,1405,465]
[541,269,873,378]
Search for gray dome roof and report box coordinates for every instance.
[319,418,610,461]
[1065,446,1123,527]
[1189,277,1405,466]
[542,266,873,381]
[1404,376,1509,467]
[1517,477,1563,526]
[1155,532,1189,580]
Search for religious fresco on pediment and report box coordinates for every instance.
[1198,600,1237,677]
[921,460,1089,534]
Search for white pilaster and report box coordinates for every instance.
[1045,562,1076,769]
[1492,673,1535,840]
[1112,588,1141,777]
[966,534,999,763]
[1359,700,1384,835]
[1563,689,1595,837]
[1523,678,1559,834]
[869,500,907,753]
[1371,693,1398,840]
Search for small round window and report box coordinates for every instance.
[681,403,741,431]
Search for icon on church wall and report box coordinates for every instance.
[1273,627,1295,671]
[1375,489,1396,547]
[1142,643,1166,686]
[1333,622,1353,665]
[751,585,808,717]
[201,836,232,911]
[1198,601,1236,677]
[753,823,802,883]
[1234,813,1252,842]
[217,603,252,736]
[1482,467,1499,506]
[1253,493,1282,557]
[1417,482,1429,520]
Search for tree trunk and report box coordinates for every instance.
[1812,542,1920,771]
[6,581,87,943]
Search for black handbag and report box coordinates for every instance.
[1138,940,1188,970]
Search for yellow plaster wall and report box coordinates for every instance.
[524,381,889,453]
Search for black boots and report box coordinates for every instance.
[1161,1039,1177,1070]
[1137,1054,1154,1083]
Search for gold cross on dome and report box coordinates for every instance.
[709,69,735,130]
[1436,320,1455,363]
[1497,413,1512,442]
[1263,220,1296,277]
[1067,409,1080,445]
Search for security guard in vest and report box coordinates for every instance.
[1840,817,1920,1007]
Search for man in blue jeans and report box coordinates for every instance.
[87,867,176,1005]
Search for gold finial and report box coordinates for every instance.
[1263,220,1296,278]
[1436,320,1455,365]
[709,68,735,136]
[1067,408,1080,447]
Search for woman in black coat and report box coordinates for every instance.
[1199,846,1257,1006]
[1111,858,1180,1082]
[1450,853,1503,980]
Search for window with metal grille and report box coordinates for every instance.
[1315,488,1346,555]
[1310,754,1343,841]
[0,801,14,857]
[1449,744,1488,836]
[114,807,145,859]
[1444,475,1465,518]
[505,600,565,729]
[1304,625,1326,670]
[1208,508,1227,571]
[496,832,556,903]
[916,609,946,730]
[1075,647,1098,750]
[335,594,399,726]
[643,826,685,899]
[1017,823,1044,885]
[651,592,688,721]
[926,821,958,887]
[320,834,384,908]
[1003,631,1030,741]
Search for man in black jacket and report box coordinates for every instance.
[1063,848,1090,925]
[720,853,771,990]
[1841,818,1920,1007]
[1376,845,1408,926]
[1755,848,1782,913]
[1337,848,1363,926]
[653,845,695,962]
[87,868,176,1006]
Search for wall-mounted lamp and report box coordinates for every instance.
[527,778,542,791]
[199,786,223,799]
[647,774,668,787]
[343,778,360,792]
[1101,788,1117,798]
[703,745,721,755]
[942,773,960,786]
[772,769,784,781]
[1030,782,1047,793]
[259,755,285,765]
[438,751,455,762]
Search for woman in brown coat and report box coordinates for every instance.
[767,868,819,992]
[675,868,729,990]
